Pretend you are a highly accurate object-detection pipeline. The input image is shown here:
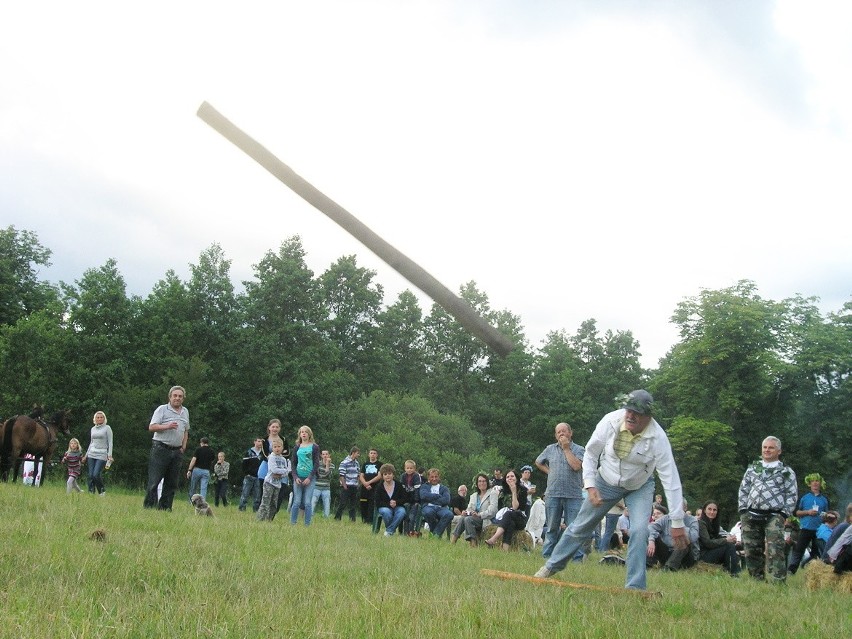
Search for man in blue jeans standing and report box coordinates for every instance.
[535,422,585,559]
[534,390,687,591]
[238,438,264,511]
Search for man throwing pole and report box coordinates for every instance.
[534,390,687,590]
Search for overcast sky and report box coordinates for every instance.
[2,1,850,368]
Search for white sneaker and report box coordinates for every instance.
[534,566,553,579]
[384,531,392,537]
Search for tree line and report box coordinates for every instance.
[1,226,849,524]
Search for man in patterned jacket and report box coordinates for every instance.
[738,436,798,584]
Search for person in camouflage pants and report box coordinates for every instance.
[738,436,798,584]
[741,513,788,581]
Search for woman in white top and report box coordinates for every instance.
[451,473,499,547]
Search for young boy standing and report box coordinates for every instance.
[257,439,288,521]
[335,446,361,522]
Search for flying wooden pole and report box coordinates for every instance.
[197,101,514,358]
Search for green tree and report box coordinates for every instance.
[471,309,536,464]
[652,281,790,464]
[0,226,60,326]
[187,244,239,360]
[318,255,386,395]
[127,270,194,386]
[333,391,501,491]
[422,281,490,416]
[0,311,75,413]
[375,290,427,394]
[185,244,244,449]
[528,329,593,444]
[667,416,742,526]
[783,299,852,496]
[239,237,343,434]
[528,321,645,451]
[62,259,134,404]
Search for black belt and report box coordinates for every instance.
[154,441,181,450]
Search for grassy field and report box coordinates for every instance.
[1,482,847,639]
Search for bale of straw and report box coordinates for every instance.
[803,559,852,594]
[483,525,534,552]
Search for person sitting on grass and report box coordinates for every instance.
[451,473,499,547]
[823,503,852,562]
[647,503,699,571]
[826,523,852,574]
[484,468,528,551]
[374,463,408,536]
[419,468,454,538]
[698,500,741,576]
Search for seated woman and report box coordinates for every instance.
[815,511,839,560]
[374,463,408,536]
[698,500,741,576]
[451,473,499,547]
[484,469,528,551]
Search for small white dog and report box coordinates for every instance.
[190,494,214,517]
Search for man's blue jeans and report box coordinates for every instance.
[542,497,582,558]
[544,473,655,590]
[239,475,261,511]
[421,504,453,536]
[189,468,210,501]
[311,487,332,517]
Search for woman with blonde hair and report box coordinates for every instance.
[61,438,84,493]
[290,425,320,526]
[82,411,113,495]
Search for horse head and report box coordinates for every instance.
[50,410,72,436]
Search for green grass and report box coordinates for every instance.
[0,483,847,638]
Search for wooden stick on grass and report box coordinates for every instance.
[480,569,662,600]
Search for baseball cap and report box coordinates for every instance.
[623,389,654,415]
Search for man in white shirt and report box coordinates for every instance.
[534,390,687,591]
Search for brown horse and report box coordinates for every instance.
[0,409,71,483]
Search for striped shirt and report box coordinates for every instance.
[338,455,360,486]
[62,451,83,477]
[315,462,335,490]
